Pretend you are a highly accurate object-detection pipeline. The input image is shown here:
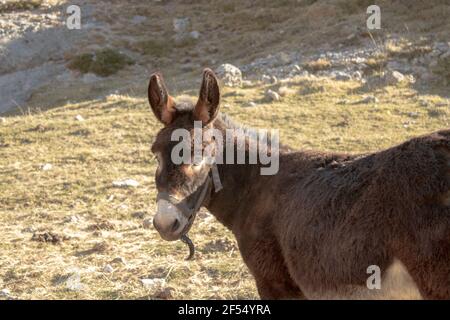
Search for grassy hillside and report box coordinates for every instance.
[1,76,448,299]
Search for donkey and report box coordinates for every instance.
[149,68,450,299]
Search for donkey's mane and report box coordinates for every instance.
[216,112,261,141]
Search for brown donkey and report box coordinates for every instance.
[149,68,450,299]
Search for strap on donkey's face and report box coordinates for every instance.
[156,163,222,260]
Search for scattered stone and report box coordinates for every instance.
[75,115,85,122]
[245,101,257,108]
[418,99,430,107]
[143,218,153,229]
[408,112,420,118]
[215,64,242,87]
[64,273,83,292]
[332,71,352,81]
[355,95,379,104]
[189,31,200,40]
[63,215,80,224]
[261,74,271,84]
[278,86,295,97]
[0,289,11,299]
[112,179,140,188]
[31,231,66,244]
[41,163,53,171]
[0,117,5,124]
[22,227,36,233]
[141,278,166,290]
[241,80,253,87]
[352,71,363,81]
[265,89,280,102]
[173,18,190,33]
[337,99,349,105]
[103,264,114,273]
[277,52,291,65]
[261,74,278,84]
[385,70,406,85]
[110,257,127,265]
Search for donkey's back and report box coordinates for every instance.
[276,129,450,299]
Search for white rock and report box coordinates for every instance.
[0,289,11,298]
[112,179,140,188]
[189,31,200,40]
[0,117,5,124]
[41,163,53,171]
[261,74,271,84]
[245,101,257,108]
[215,64,242,87]
[358,95,379,104]
[65,273,83,292]
[63,215,79,223]
[173,18,190,33]
[418,99,430,107]
[266,89,280,102]
[385,70,406,85]
[103,264,114,273]
[141,278,166,290]
[241,80,253,87]
[332,71,351,81]
[75,115,84,122]
[278,86,295,97]
[143,218,153,229]
[352,71,363,81]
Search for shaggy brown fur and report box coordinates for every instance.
[149,69,450,299]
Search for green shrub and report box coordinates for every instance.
[68,49,134,77]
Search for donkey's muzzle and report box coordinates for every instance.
[153,198,188,241]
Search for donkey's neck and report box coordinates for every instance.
[204,114,277,230]
[205,161,264,230]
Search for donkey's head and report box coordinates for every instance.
[149,69,220,241]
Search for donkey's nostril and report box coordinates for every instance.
[171,218,180,232]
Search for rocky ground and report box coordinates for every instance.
[1,0,449,114]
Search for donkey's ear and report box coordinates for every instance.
[148,72,175,125]
[194,68,220,125]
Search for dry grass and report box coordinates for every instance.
[0,0,42,13]
[304,58,332,72]
[1,76,448,299]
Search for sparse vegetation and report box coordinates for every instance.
[0,77,447,299]
[67,49,134,77]
[385,39,432,59]
[136,39,172,57]
[364,52,388,72]
[433,53,450,82]
[304,58,332,72]
[0,0,42,13]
